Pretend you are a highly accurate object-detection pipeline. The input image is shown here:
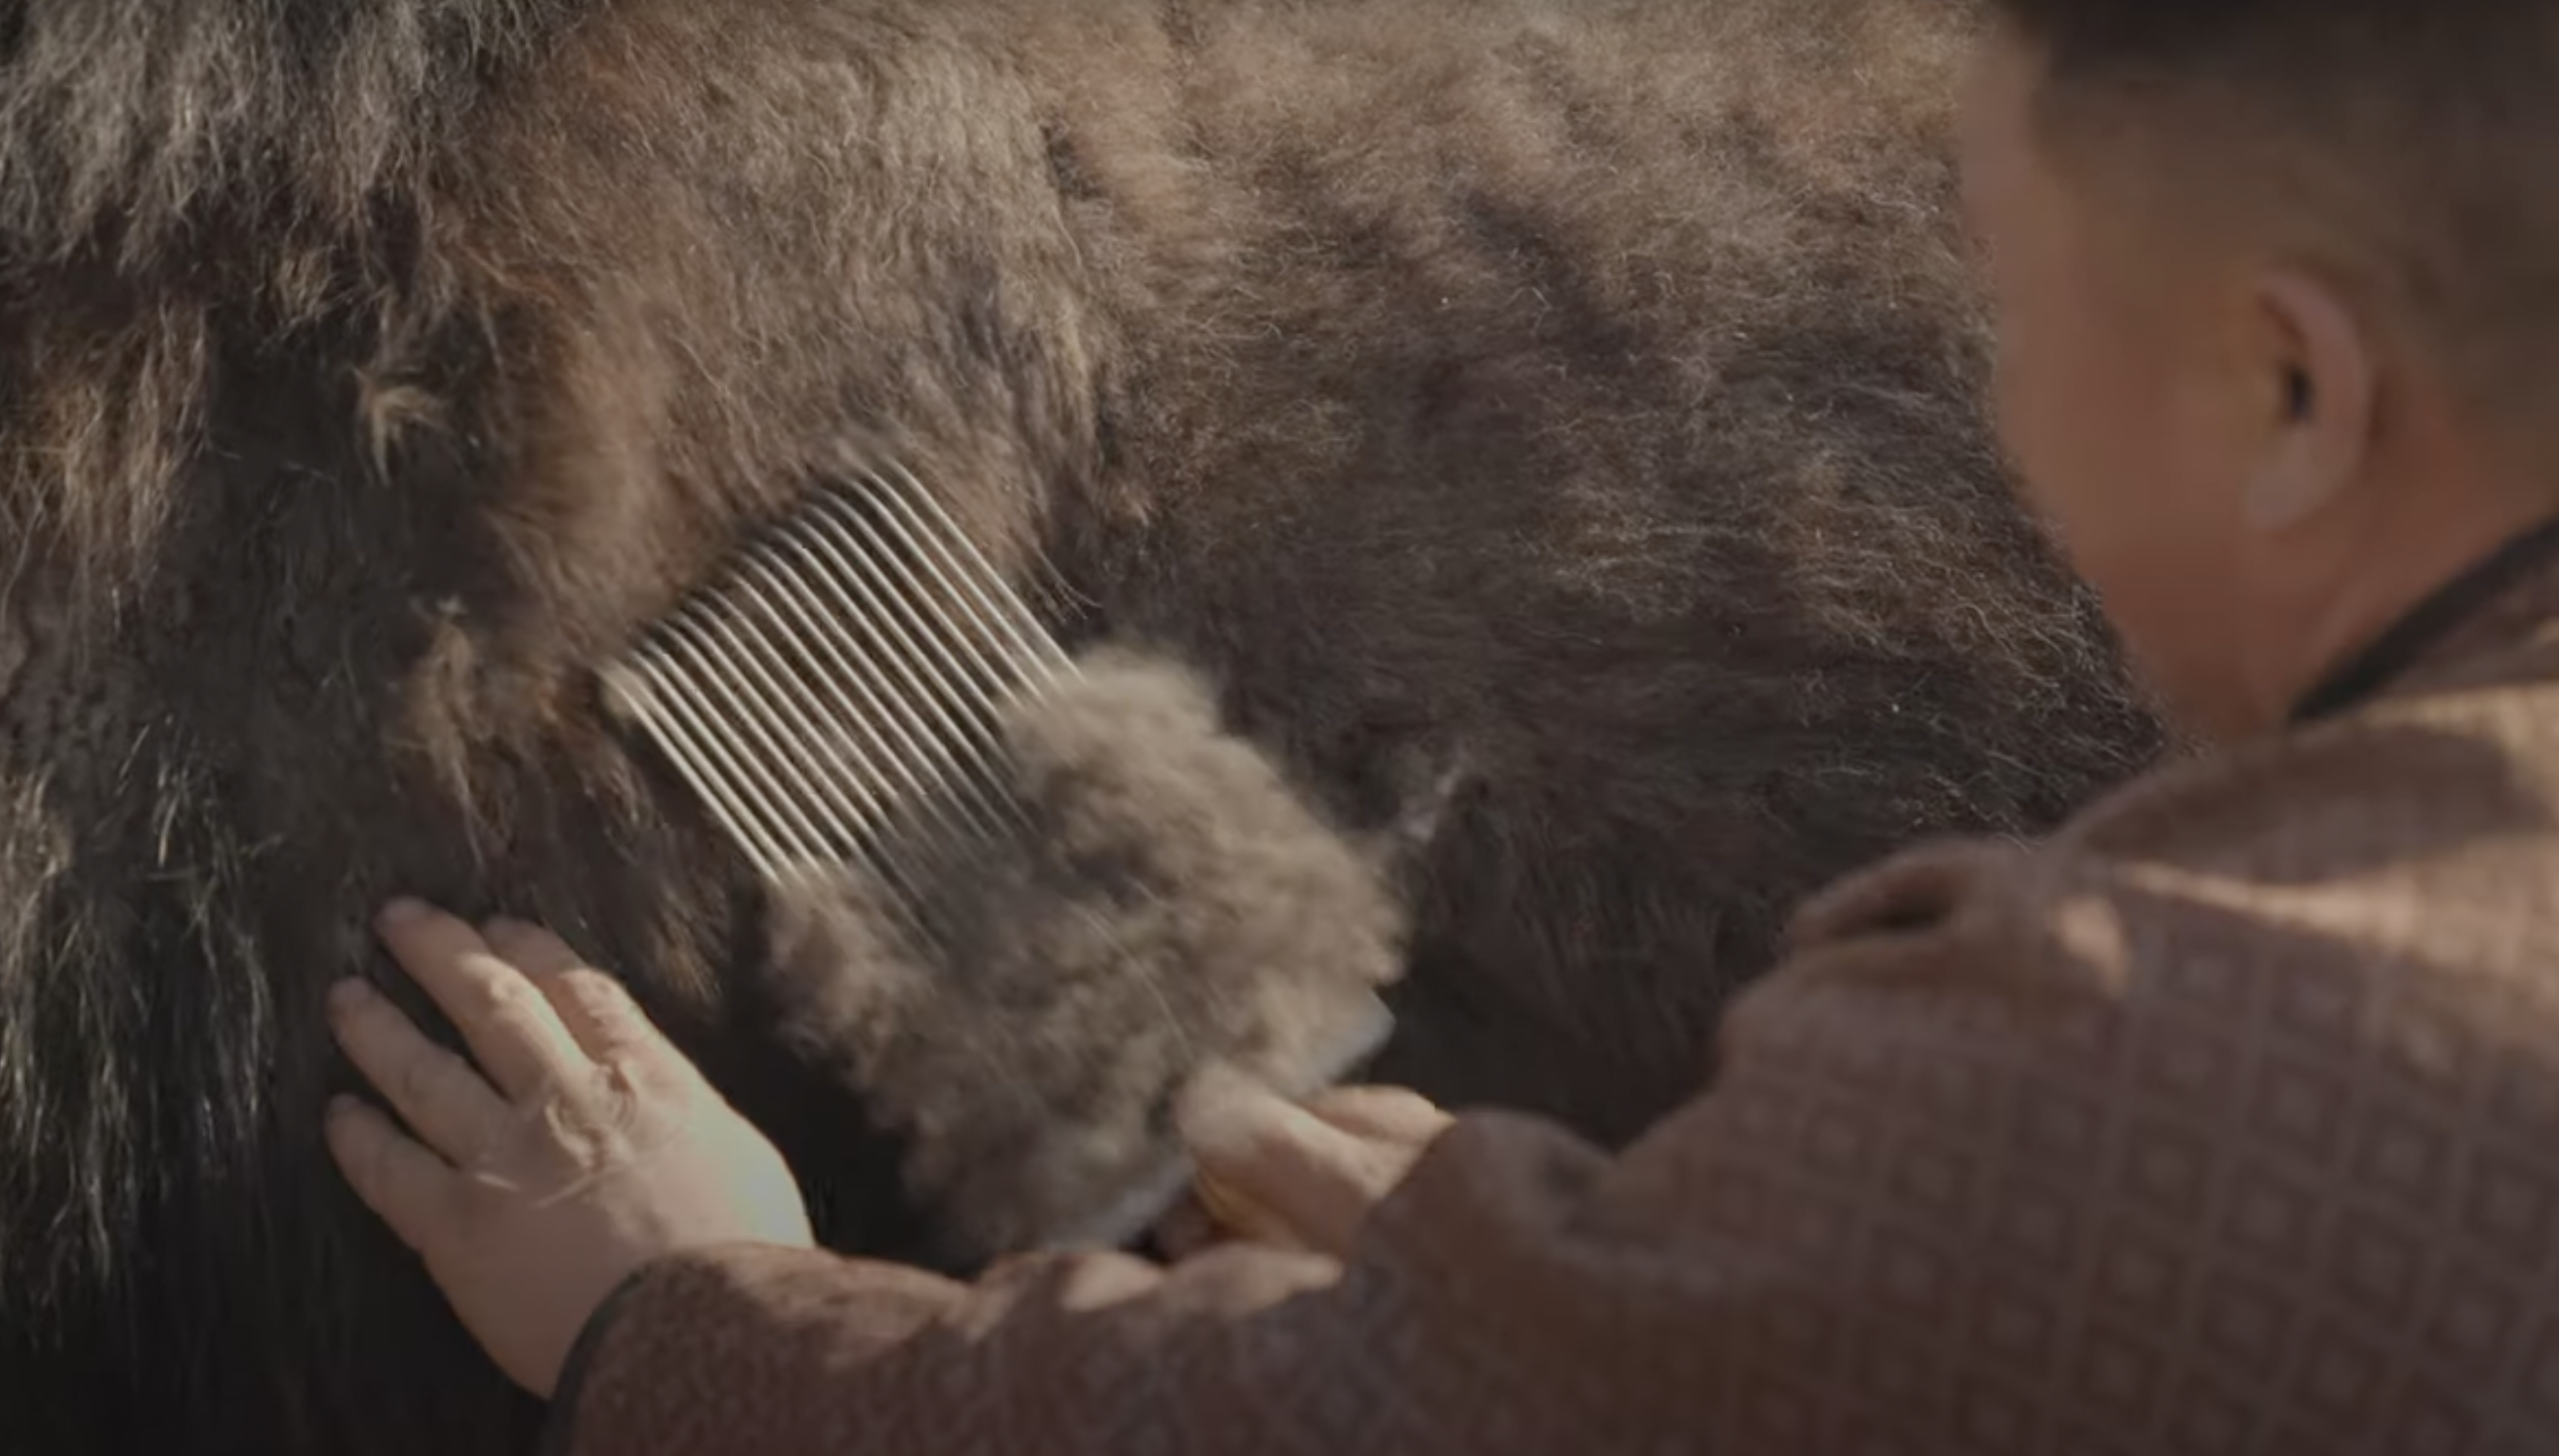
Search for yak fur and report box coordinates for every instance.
[0,0,2166,1451]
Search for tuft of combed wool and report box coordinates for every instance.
[761,648,1401,1267]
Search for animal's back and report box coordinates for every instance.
[0,0,2163,1451]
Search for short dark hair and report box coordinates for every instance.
[1984,1,2559,436]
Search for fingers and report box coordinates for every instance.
[546,968,669,1068]
[375,901,591,1100]
[324,1093,461,1253]
[481,917,583,978]
[1181,1075,1425,1257]
[483,917,670,1067]
[328,977,514,1164]
[1300,1086,1455,1146]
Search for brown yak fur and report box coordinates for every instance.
[0,0,2167,1450]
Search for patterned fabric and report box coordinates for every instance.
[545,574,2559,1456]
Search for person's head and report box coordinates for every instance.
[1958,2,2559,741]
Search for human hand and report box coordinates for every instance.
[323,900,814,1398]
[1172,1073,1454,1259]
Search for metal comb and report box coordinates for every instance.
[599,461,1076,926]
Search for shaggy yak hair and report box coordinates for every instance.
[0,0,2167,1450]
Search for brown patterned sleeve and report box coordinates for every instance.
[541,828,2559,1454]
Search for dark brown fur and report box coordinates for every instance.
[0,0,2165,1451]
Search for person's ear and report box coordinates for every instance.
[2243,267,2376,533]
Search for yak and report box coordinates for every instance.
[0,0,2164,1450]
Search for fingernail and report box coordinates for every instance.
[328,979,376,1015]
[378,898,429,927]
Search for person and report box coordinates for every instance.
[323,0,2559,1449]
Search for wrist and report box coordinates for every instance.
[534,1253,675,1442]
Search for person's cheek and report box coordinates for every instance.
[1988,311,2076,533]
[2008,360,2153,620]
[2034,378,2212,717]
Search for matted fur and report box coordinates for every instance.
[0,0,2165,1451]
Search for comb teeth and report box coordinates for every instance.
[603,461,1076,917]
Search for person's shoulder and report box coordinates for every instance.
[1768,663,2559,1033]
[2068,658,2559,891]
